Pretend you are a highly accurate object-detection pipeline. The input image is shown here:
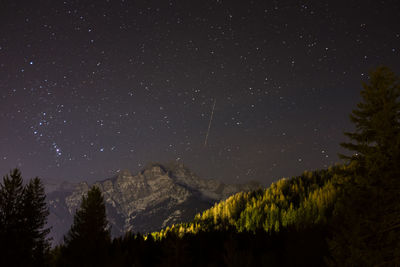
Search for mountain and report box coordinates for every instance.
[46,162,261,245]
[152,167,339,240]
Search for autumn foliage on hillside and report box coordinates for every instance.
[152,166,340,240]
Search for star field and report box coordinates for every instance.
[1,0,399,185]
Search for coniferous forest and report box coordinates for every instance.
[1,67,399,266]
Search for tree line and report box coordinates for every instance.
[1,66,399,266]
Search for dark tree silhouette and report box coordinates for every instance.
[329,67,400,265]
[23,177,51,266]
[0,169,25,266]
[61,186,110,266]
[0,169,50,267]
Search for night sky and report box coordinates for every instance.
[1,1,399,185]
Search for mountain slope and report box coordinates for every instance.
[46,162,261,244]
[151,166,341,239]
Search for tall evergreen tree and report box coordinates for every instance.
[0,169,25,266]
[62,186,110,266]
[23,177,51,266]
[0,169,50,267]
[329,67,400,265]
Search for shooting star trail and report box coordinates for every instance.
[204,98,216,147]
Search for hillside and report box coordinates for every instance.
[152,166,340,239]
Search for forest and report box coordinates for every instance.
[1,66,399,266]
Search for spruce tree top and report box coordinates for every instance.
[341,66,400,167]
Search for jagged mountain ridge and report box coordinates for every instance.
[47,162,261,244]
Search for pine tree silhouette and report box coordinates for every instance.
[329,67,400,265]
[0,169,50,267]
[62,186,110,266]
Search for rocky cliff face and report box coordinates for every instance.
[47,162,261,244]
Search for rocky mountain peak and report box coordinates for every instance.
[141,163,167,179]
[46,162,261,245]
[118,169,132,178]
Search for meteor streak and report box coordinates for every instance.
[204,98,216,147]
